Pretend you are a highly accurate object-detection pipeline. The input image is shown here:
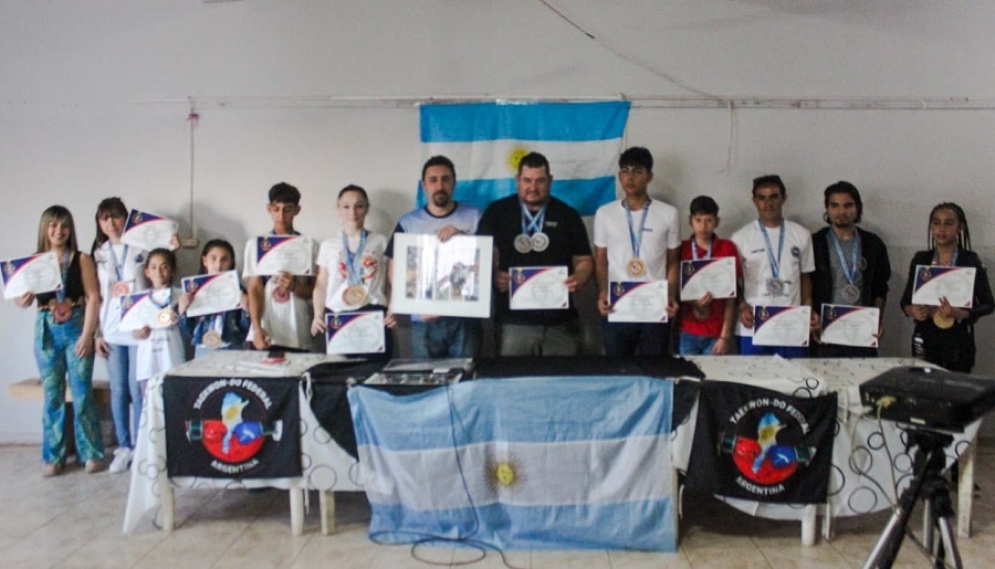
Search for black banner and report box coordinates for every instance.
[685,381,837,503]
[163,375,301,479]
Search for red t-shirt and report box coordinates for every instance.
[679,237,740,338]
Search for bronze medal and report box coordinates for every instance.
[52,300,73,323]
[202,330,222,349]
[272,286,290,304]
[343,285,368,307]
[112,281,131,298]
[932,313,955,330]
[626,258,647,278]
[157,308,177,328]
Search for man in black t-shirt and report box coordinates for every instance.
[477,152,593,355]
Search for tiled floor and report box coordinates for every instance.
[0,442,992,569]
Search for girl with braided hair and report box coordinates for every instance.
[900,202,994,371]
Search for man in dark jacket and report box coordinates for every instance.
[811,181,891,356]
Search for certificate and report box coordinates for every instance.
[752,305,811,347]
[325,311,385,355]
[820,304,880,348]
[390,234,492,318]
[119,292,157,331]
[608,280,668,323]
[121,209,178,251]
[2,252,62,299]
[509,266,568,310]
[248,235,315,276]
[910,265,976,308]
[181,270,241,318]
[680,257,736,301]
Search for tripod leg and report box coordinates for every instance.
[935,515,963,569]
[862,507,909,569]
[923,500,934,553]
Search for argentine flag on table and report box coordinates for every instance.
[348,376,676,551]
[418,101,631,216]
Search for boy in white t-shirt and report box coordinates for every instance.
[244,182,316,351]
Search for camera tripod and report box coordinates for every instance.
[863,429,962,569]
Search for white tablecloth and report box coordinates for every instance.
[123,351,362,533]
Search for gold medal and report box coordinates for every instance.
[52,300,73,323]
[112,281,131,298]
[202,330,222,349]
[626,258,647,278]
[343,285,368,307]
[272,286,290,304]
[157,308,177,327]
[932,313,955,329]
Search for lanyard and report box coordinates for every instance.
[933,249,959,267]
[691,238,713,261]
[829,231,860,284]
[520,202,547,236]
[149,288,172,310]
[108,243,129,282]
[342,230,368,285]
[624,199,651,259]
[758,220,786,279]
[57,250,70,302]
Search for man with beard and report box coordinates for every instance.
[811,181,891,356]
[386,155,483,358]
[477,151,594,356]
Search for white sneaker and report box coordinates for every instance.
[108,447,133,474]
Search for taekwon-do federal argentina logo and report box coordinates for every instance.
[184,378,283,476]
[719,396,816,497]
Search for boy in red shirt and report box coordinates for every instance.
[678,196,740,355]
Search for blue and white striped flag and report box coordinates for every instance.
[348,376,676,551]
[418,101,631,216]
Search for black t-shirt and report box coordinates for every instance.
[477,195,592,325]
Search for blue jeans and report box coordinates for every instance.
[410,317,481,359]
[106,343,141,449]
[679,332,719,356]
[737,335,808,359]
[35,308,105,464]
[601,321,670,357]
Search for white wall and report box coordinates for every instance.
[3,0,995,442]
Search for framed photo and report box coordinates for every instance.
[390,234,492,318]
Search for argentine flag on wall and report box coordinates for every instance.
[418,101,631,216]
[348,376,676,551]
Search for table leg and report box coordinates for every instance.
[801,504,816,546]
[161,483,175,531]
[957,444,975,538]
[320,490,336,536]
[822,503,835,542]
[290,486,304,536]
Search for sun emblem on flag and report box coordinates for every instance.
[485,454,525,492]
[506,144,531,173]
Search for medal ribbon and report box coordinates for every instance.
[342,230,368,286]
[108,243,129,283]
[624,199,651,259]
[57,249,70,302]
[933,249,959,267]
[830,231,861,285]
[691,237,713,261]
[758,220,786,279]
[520,202,547,236]
[149,288,172,311]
